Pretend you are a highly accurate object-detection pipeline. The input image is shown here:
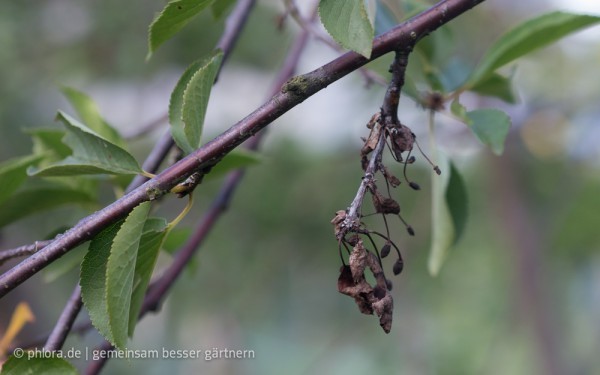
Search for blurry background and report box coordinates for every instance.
[0,0,599,374]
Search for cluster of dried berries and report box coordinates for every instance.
[331,112,440,333]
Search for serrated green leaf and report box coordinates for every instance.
[0,184,97,229]
[211,0,236,19]
[106,202,151,349]
[466,11,600,87]
[28,111,143,176]
[205,149,261,180]
[61,86,127,148]
[80,221,124,345]
[182,51,223,152]
[470,71,517,103]
[466,109,511,155]
[446,162,468,246]
[0,154,43,206]
[128,217,167,337]
[169,51,222,154]
[428,154,452,276]
[147,0,214,59]
[319,0,374,58]
[1,356,78,375]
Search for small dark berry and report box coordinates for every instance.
[393,258,404,275]
[409,181,420,190]
[407,156,416,163]
[407,226,415,236]
[434,166,441,175]
[380,243,391,258]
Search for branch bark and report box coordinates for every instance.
[0,0,486,299]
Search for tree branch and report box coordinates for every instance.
[0,0,486,299]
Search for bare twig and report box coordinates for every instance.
[0,0,486,300]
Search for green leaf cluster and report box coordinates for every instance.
[80,203,167,349]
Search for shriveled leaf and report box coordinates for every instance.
[148,0,214,59]
[428,154,453,276]
[469,71,516,103]
[466,109,511,155]
[466,11,600,87]
[28,111,143,176]
[128,217,168,337]
[106,202,151,349]
[319,0,374,58]
[80,221,124,346]
[211,0,236,19]
[61,86,126,148]
[182,50,223,152]
[1,356,77,375]
[0,184,97,229]
[169,50,222,154]
[0,154,43,206]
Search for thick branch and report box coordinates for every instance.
[0,0,485,299]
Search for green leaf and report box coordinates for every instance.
[128,217,168,337]
[428,158,468,276]
[182,51,223,152]
[28,111,143,176]
[205,149,261,180]
[0,154,43,206]
[1,356,78,375]
[106,202,151,349]
[61,86,127,148]
[466,109,512,155]
[446,162,468,246]
[0,184,97,229]
[211,0,236,19]
[162,227,192,253]
[469,71,517,103]
[148,0,214,59]
[169,51,223,154]
[28,129,72,163]
[466,11,600,87]
[319,0,375,58]
[80,221,124,346]
[450,97,468,122]
[428,154,452,276]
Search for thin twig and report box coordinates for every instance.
[0,0,486,300]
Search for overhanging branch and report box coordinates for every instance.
[0,0,486,299]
